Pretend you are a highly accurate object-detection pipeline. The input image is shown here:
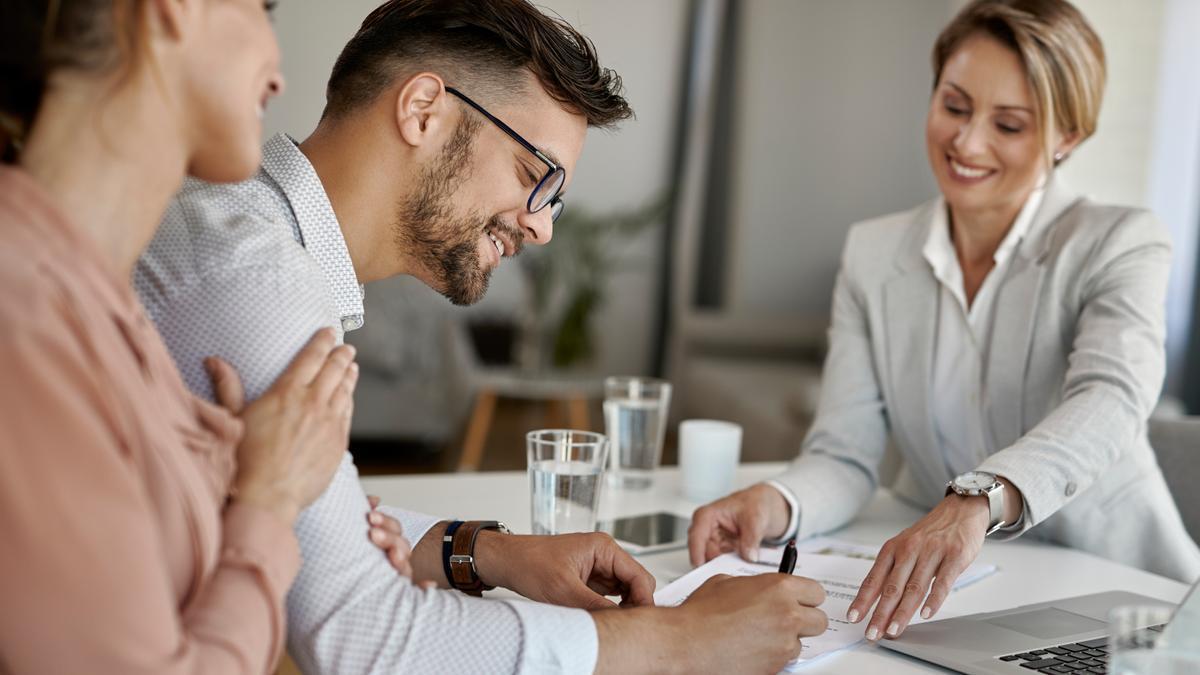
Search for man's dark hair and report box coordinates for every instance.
[322,0,633,128]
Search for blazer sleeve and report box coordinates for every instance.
[769,224,890,540]
[978,209,1171,537]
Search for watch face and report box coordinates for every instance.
[957,472,995,490]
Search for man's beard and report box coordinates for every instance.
[392,117,501,306]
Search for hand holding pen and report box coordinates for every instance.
[779,538,797,575]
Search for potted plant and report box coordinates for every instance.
[517,196,667,371]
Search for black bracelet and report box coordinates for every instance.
[441,520,464,586]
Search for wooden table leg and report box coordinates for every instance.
[458,388,497,472]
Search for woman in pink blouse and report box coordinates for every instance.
[0,1,358,672]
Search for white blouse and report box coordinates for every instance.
[924,188,1045,479]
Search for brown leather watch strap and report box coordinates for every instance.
[448,520,505,596]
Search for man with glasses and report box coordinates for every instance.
[135,1,827,673]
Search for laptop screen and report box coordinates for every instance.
[1162,574,1200,644]
[1177,576,1200,612]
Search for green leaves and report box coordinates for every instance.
[519,194,668,368]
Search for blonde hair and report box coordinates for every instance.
[933,0,1105,165]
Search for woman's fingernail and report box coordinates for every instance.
[921,607,932,619]
[887,622,900,637]
[847,609,859,623]
[369,512,382,525]
[866,626,880,641]
[370,529,385,544]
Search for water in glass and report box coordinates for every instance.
[604,397,666,489]
[529,459,602,535]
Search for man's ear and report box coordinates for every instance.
[395,73,451,149]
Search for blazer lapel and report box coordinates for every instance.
[983,257,1043,451]
[883,201,943,495]
[983,178,1081,451]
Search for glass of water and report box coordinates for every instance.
[1109,605,1200,675]
[603,376,672,489]
[527,429,608,535]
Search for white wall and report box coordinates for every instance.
[264,0,688,377]
[728,0,946,316]
[1056,0,1166,209]
[265,2,367,140]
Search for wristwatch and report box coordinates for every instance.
[946,471,1007,536]
[442,520,509,596]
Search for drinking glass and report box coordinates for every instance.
[1109,605,1199,675]
[526,429,608,535]
[602,376,672,489]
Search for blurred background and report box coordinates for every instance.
[263,0,1200,474]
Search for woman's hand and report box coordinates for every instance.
[848,494,989,641]
[688,484,792,566]
[207,328,358,526]
[365,495,415,580]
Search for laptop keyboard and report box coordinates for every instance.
[997,636,1109,673]
[996,625,1165,673]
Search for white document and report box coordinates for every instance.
[653,537,997,669]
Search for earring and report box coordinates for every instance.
[1054,152,1064,162]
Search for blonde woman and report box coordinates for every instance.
[0,1,356,672]
[690,0,1199,644]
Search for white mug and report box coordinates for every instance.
[679,419,742,503]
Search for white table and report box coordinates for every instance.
[362,463,1190,673]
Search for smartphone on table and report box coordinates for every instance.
[596,512,692,555]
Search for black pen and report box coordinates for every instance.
[778,538,797,575]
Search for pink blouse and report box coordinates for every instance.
[0,166,300,674]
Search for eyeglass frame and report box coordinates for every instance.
[445,86,565,223]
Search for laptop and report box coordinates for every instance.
[878,576,1199,674]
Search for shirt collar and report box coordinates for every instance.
[994,186,1045,266]
[260,133,365,331]
[922,185,1047,283]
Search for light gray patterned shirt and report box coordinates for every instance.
[134,133,599,675]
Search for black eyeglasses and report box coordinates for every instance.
[446,87,565,223]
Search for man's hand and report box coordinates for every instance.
[474,531,656,610]
[688,483,792,566]
[593,573,828,674]
[848,494,989,641]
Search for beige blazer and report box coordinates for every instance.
[773,178,1200,582]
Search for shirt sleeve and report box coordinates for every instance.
[288,455,599,675]
[152,261,599,674]
[0,311,299,674]
[762,479,801,543]
[146,256,338,404]
[375,501,441,554]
